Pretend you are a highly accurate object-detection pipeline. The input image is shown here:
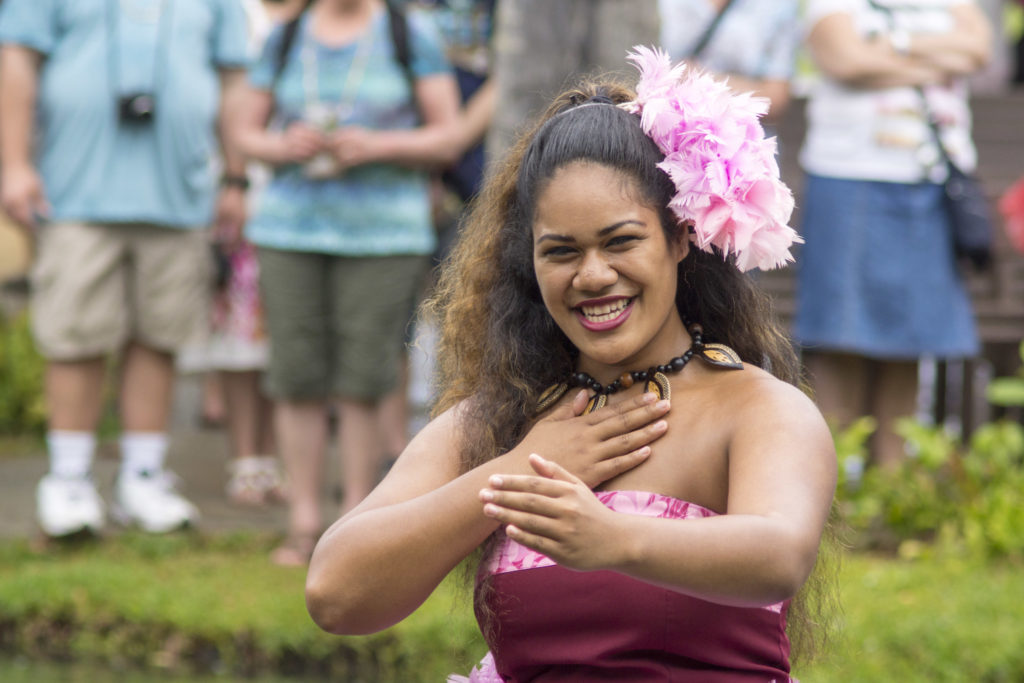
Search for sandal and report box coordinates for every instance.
[226,456,287,506]
[270,532,319,567]
[255,456,288,504]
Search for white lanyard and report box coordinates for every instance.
[301,20,376,127]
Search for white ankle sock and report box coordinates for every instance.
[47,431,96,478]
[120,432,168,478]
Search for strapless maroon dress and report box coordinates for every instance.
[451,491,795,683]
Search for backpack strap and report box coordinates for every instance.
[386,1,414,83]
[385,1,423,119]
[272,0,314,87]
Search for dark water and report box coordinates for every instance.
[0,659,316,682]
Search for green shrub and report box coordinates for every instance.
[986,341,1024,407]
[0,310,123,440]
[833,416,1024,561]
[0,311,46,436]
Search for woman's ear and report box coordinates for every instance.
[671,221,692,263]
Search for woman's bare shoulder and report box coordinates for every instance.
[724,364,834,454]
[709,363,829,436]
[404,402,466,455]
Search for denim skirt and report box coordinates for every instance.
[793,174,979,359]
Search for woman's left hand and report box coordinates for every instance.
[326,126,380,170]
[480,454,627,572]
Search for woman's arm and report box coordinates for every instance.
[452,78,496,154]
[213,67,249,246]
[305,392,673,635]
[807,12,945,89]
[894,3,992,76]
[481,379,837,607]
[325,71,462,170]
[808,5,991,89]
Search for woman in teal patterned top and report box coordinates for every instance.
[236,0,460,566]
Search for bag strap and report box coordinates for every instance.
[866,0,957,170]
[916,90,958,168]
[689,0,739,60]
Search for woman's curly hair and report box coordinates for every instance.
[422,78,836,665]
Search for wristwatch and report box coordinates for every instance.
[220,174,250,191]
[889,29,912,56]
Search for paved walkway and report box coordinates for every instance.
[0,330,438,541]
[0,416,290,541]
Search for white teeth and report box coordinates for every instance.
[580,299,630,322]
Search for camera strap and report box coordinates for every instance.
[106,0,175,102]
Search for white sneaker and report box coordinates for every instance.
[36,474,105,537]
[112,470,199,533]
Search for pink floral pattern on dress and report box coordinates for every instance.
[485,490,715,576]
[483,490,785,614]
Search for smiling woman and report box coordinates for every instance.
[532,163,689,375]
[304,47,837,681]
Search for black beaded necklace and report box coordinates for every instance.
[536,323,744,415]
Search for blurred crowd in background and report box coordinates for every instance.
[0,0,1022,566]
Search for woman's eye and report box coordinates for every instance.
[541,245,576,257]
[607,234,640,248]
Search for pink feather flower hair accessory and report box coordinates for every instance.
[621,46,802,272]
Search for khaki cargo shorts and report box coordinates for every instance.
[257,248,429,401]
[30,221,210,360]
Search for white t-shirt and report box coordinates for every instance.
[659,0,800,81]
[799,0,978,183]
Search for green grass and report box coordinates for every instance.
[798,553,1024,682]
[0,532,484,681]
[1,533,1022,681]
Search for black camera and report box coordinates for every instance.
[118,92,157,124]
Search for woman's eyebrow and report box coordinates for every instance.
[535,220,646,245]
[598,220,645,236]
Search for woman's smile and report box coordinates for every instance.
[574,296,635,330]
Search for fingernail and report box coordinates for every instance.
[489,475,503,487]
[642,392,657,403]
[655,400,670,411]
[483,503,499,516]
[638,445,651,456]
[480,489,494,502]
[654,419,668,430]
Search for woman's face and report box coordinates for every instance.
[532,162,690,379]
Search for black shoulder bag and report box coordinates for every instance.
[918,92,994,270]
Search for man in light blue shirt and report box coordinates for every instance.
[0,0,249,537]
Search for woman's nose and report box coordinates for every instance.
[573,250,617,291]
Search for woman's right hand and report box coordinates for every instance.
[516,390,670,489]
[273,122,325,164]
